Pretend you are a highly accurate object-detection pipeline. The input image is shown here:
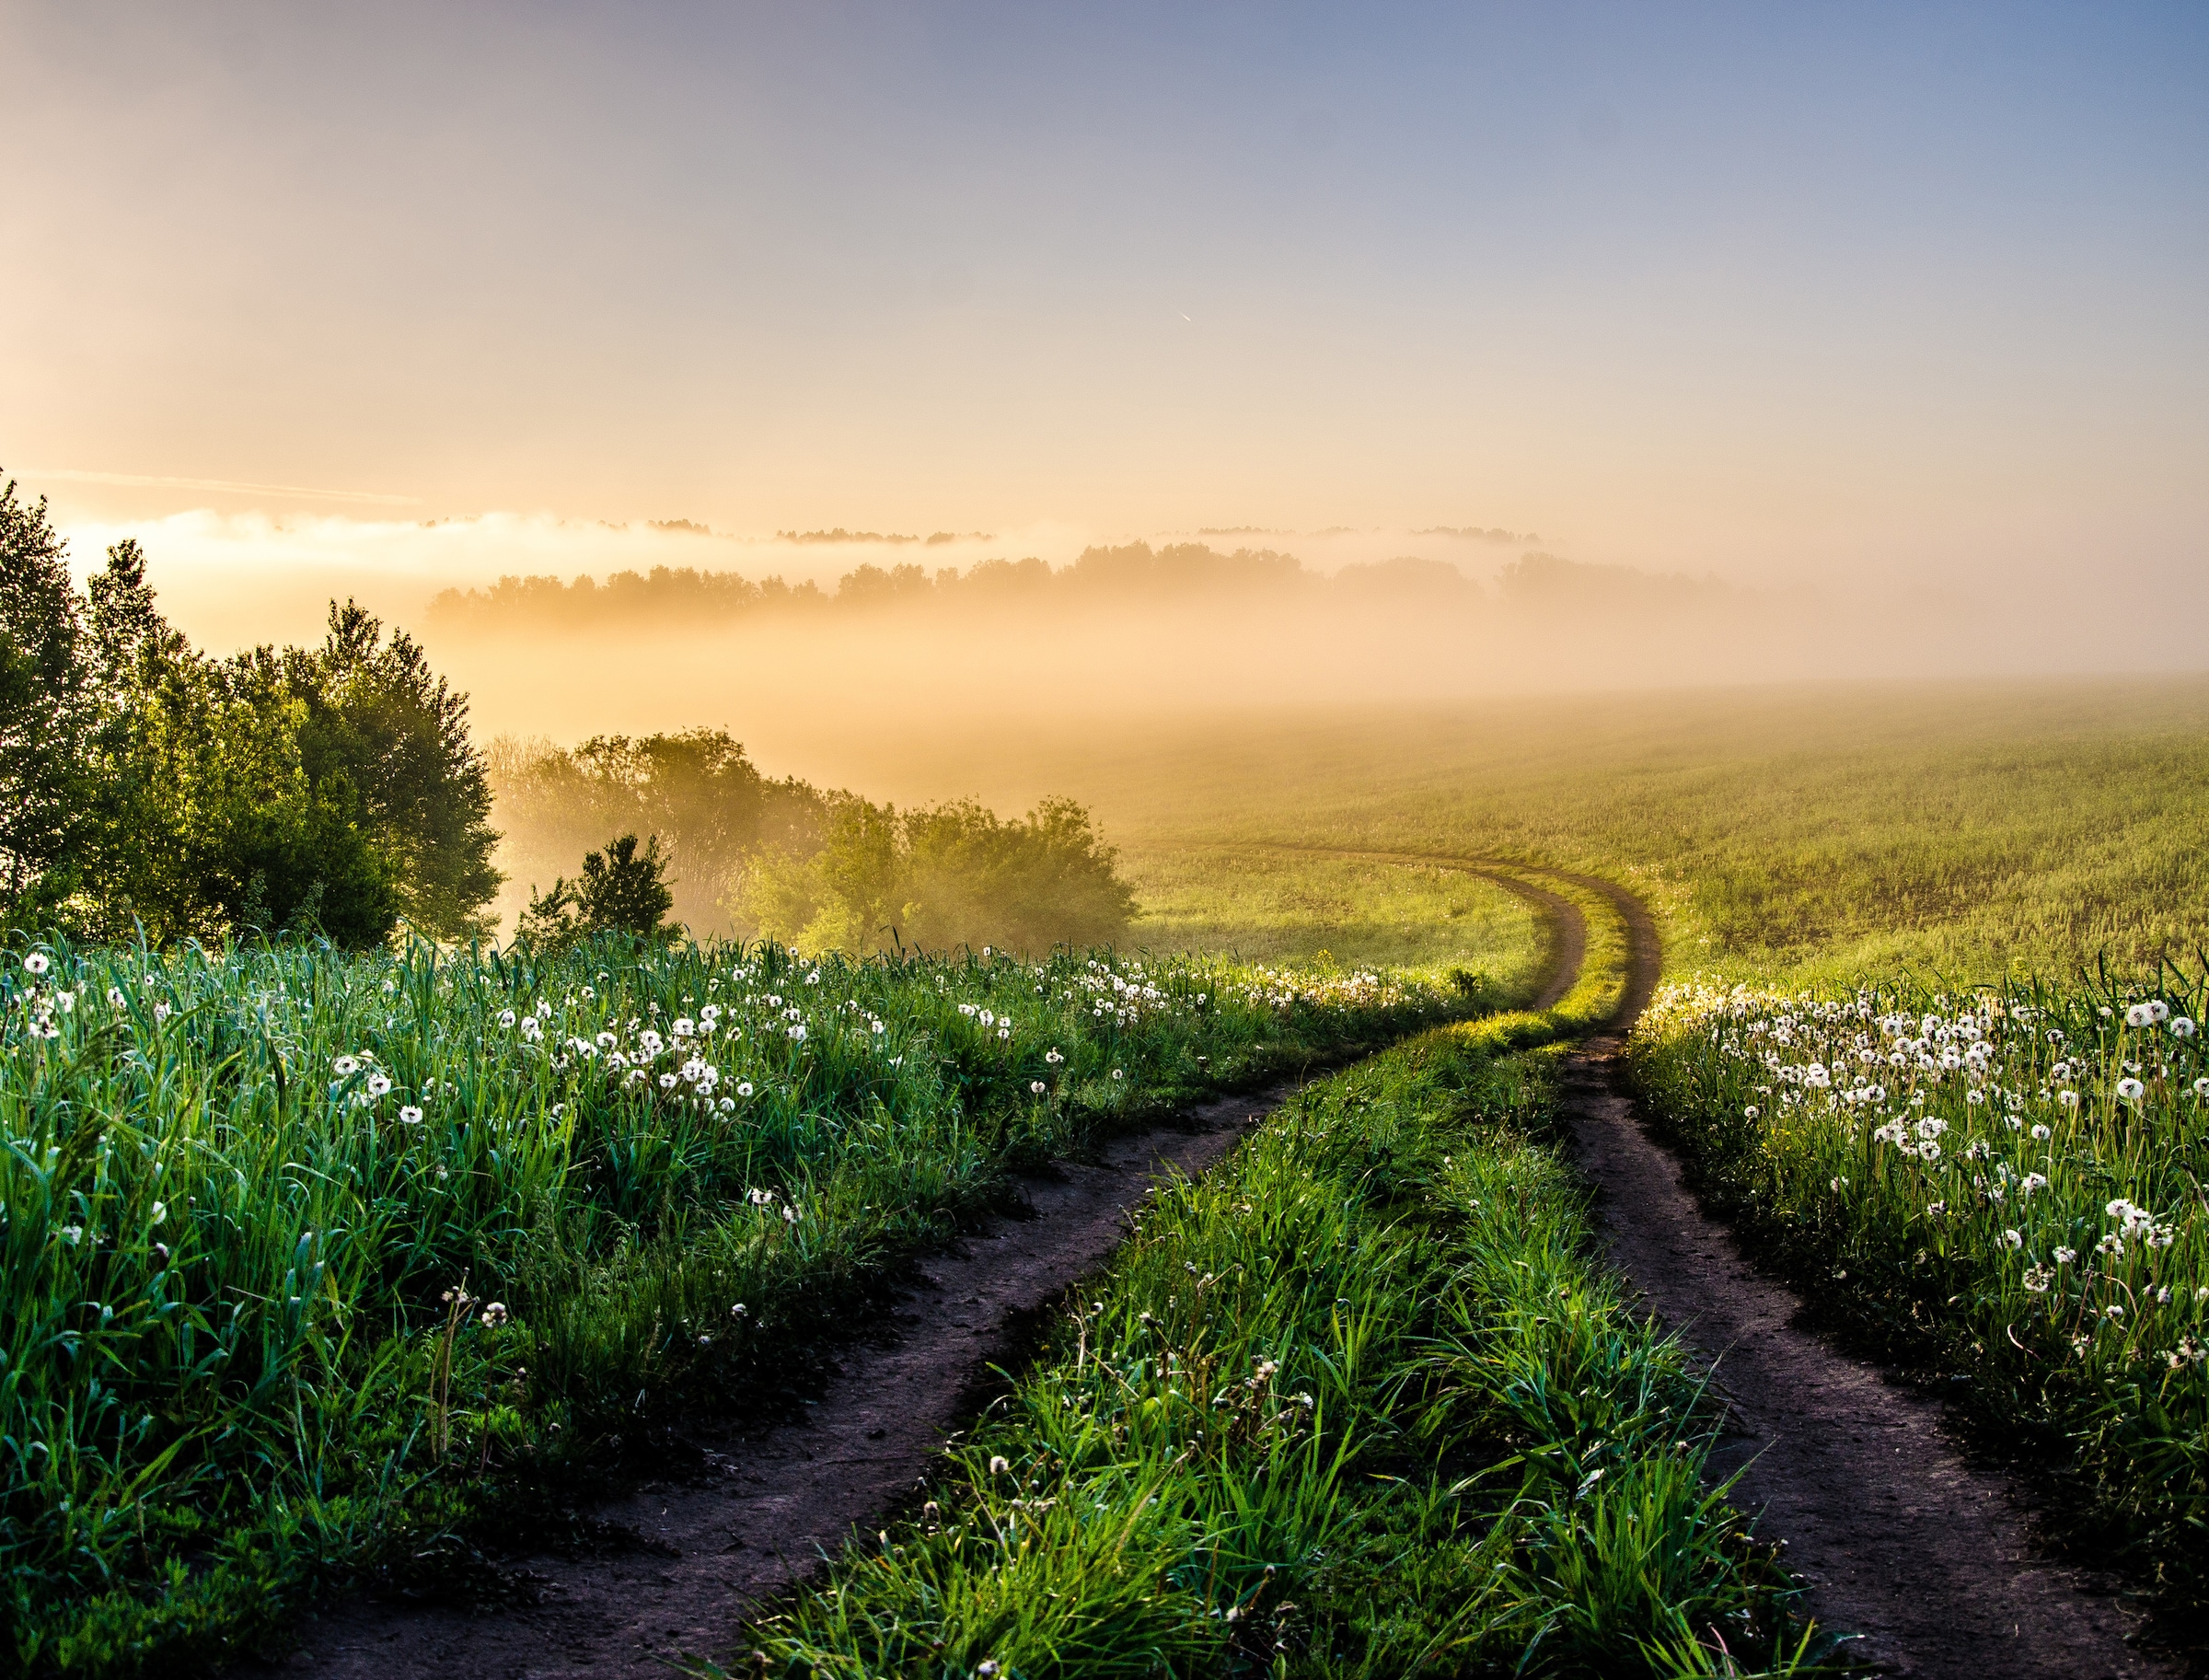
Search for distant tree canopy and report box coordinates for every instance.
[0,474,501,945]
[490,728,1136,956]
[422,540,1513,633]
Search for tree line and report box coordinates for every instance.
[489,730,1135,953]
[424,543,1737,635]
[1,477,500,944]
[1,474,1137,955]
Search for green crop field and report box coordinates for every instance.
[802,676,2209,986]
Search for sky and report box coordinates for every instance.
[4,3,2205,650]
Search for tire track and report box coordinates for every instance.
[249,904,1593,1679]
[1530,871,2178,1676]
[1220,841,2176,1672]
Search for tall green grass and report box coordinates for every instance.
[1631,966,2209,1625]
[0,933,1456,1675]
[732,1002,1812,1676]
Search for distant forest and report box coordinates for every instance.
[425,543,1732,632]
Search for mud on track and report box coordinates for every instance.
[260,1086,1289,1679]
[1237,845,2180,1674]
[1538,868,2180,1678]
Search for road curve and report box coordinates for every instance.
[1219,842,2175,1673]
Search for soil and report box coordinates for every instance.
[1540,866,2183,1678]
[252,1084,1288,1678]
[248,855,2185,1677]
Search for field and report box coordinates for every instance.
[739,924,1821,1678]
[0,933,1466,1673]
[1631,967,2209,1621]
[764,677,2209,985]
[12,676,2209,1675]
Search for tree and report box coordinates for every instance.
[734,794,1137,955]
[281,601,503,940]
[0,476,97,923]
[490,728,827,934]
[519,833,677,945]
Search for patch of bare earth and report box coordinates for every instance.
[1548,868,2182,1677]
[253,1087,1283,1679]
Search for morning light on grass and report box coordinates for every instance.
[4,6,2205,1677]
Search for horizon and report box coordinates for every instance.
[5,1,2204,679]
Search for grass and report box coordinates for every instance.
[0,933,1475,1676]
[725,922,1820,1677]
[790,676,2209,986]
[1121,851,1541,979]
[1630,966,2209,1629]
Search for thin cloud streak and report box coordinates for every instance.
[21,468,419,507]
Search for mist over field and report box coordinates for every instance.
[45,507,2204,760]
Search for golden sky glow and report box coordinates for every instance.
[4,4,2203,664]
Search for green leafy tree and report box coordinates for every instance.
[735,794,1136,955]
[519,832,677,945]
[281,602,503,940]
[0,476,97,923]
[490,728,826,933]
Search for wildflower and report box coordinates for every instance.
[2117,1078,2146,1101]
[2055,1247,2077,1265]
[2002,1229,2022,1247]
[989,1455,1012,1475]
[499,1010,517,1028]
[1926,1201,1946,1217]
[2021,1172,2048,1195]
[659,1072,679,1090]
[480,1302,508,1327]
[334,1055,360,1076]
[23,953,49,976]
[399,1106,424,1125]
[1743,1105,1760,1119]
[737,1081,755,1098]
[2126,1003,2156,1028]
[2175,1017,2198,1038]
[2022,1264,2054,1293]
[2106,1303,2125,1320]
[52,991,74,1013]
[2031,1123,2053,1141]
[732,1303,747,1317]
[153,1002,171,1022]
[150,1200,167,1224]
[788,1024,806,1041]
[1030,1081,1047,1095]
[1111,1069,1124,1081]
[106,987,123,1005]
[366,1073,393,1097]
[2157,1287,2172,1304]
[2058,1091,2079,1108]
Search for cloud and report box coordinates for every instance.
[22,468,421,507]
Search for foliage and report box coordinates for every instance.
[0,477,97,921]
[737,1005,1810,1677]
[492,731,1139,956]
[0,493,499,946]
[276,602,503,941]
[1631,968,2209,1620]
[740,794,1137,956]
[0,933,1456,1675]
[487,729,830,934]
[518,832,678,944]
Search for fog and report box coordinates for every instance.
[57,510,2208,779]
